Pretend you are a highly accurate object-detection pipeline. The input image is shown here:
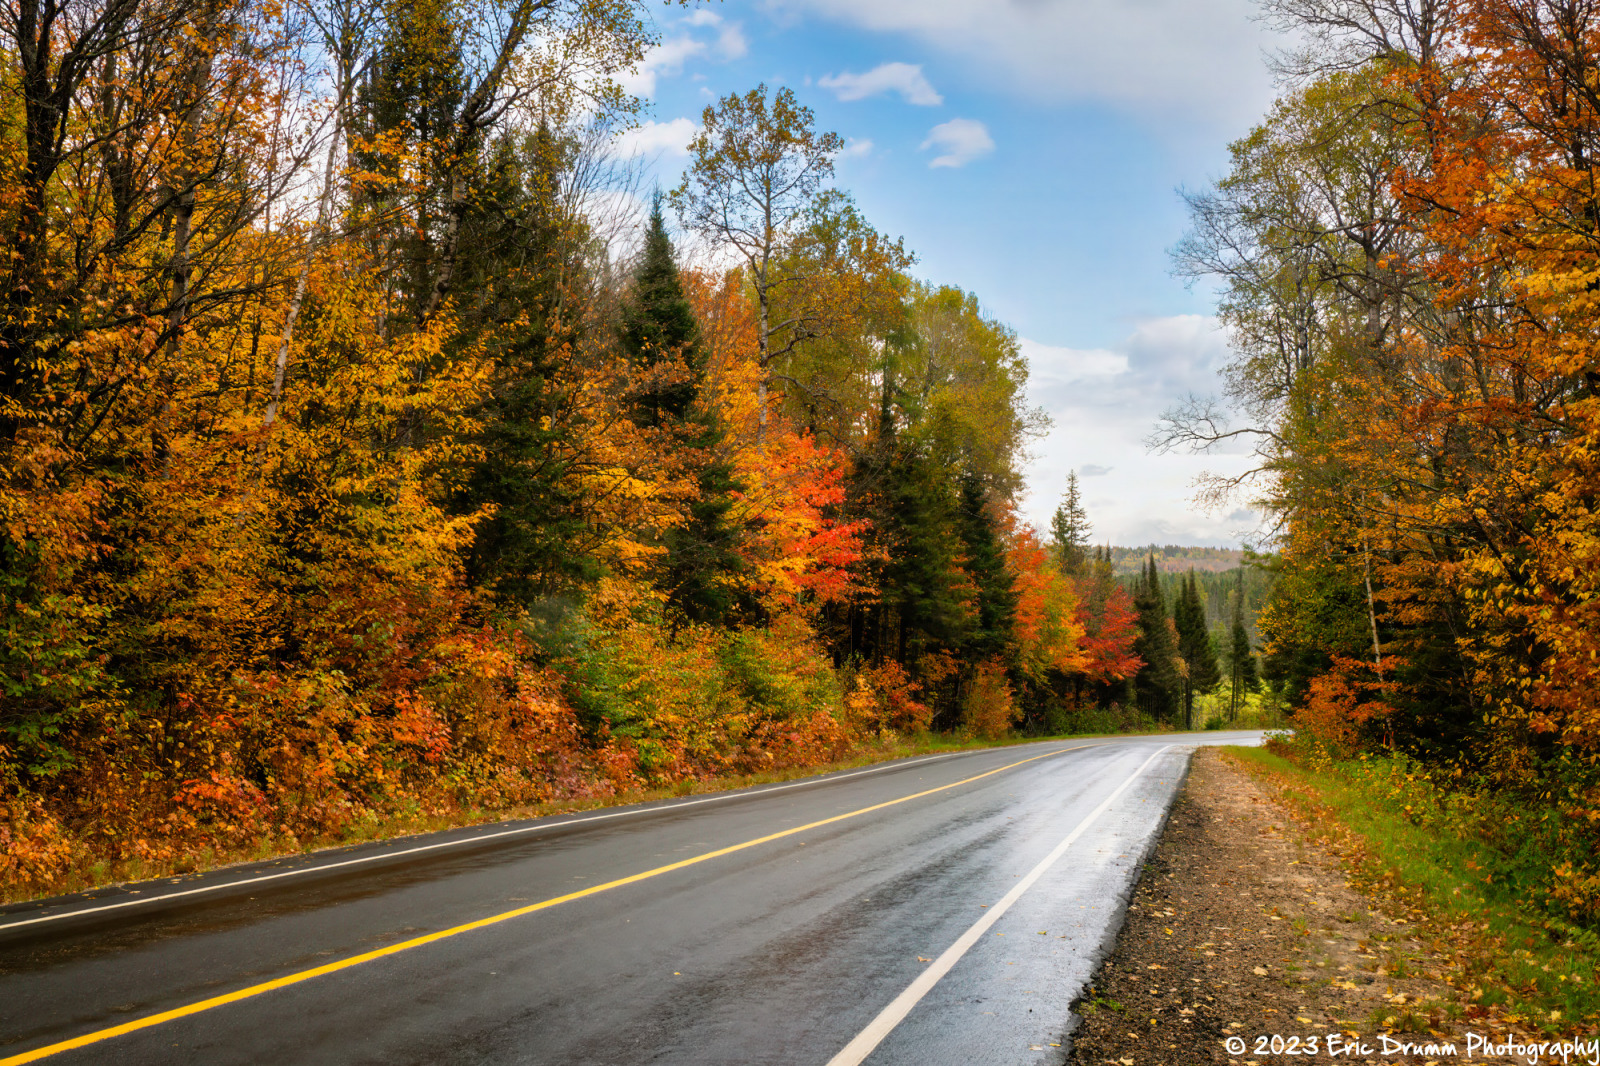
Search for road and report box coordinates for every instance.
[0,731,1263,1066]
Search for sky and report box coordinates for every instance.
[611,0,1286,548]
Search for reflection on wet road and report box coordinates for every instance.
[0,732,1262,1065]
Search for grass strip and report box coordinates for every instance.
[1225,743,1600,1034]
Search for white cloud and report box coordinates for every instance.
[920,117,993,168]
[614,117,699,160]
[768,0,1278,131]
[1019,337,1128,384]
[818,61,943,105]
[838,137,875,160]
[1020,318,1263,548]
[618,36,705,99]
[617,15,746,99]
[715,21,748,59]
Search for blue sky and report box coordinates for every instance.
[613,0,1285,548]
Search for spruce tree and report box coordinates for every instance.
[877,444,967,669]
[462,127,601,604]
[619,196,701,427]
[1228,570,1259,719]
[616,199,749,626]
[351,0,469,324]
[1049,472,1091,576]
[1132,556,1182,721]
[1175,571,1222,711]
[955,468,1018,664]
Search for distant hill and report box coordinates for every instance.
[1106,545,1272,642]
[1107,545,1243,575]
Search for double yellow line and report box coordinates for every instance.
[2,744,1083,1064]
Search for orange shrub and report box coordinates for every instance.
[962,660,1017,740]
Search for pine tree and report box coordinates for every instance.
[619,196,702,428]
[616,198,749,626]
[1177,571,1222,689]
[462,127,600,603]
[1132,556,1182,721]
[1228,569,1259,719]
[1049,472,1091,576]
[955,468,1017,664]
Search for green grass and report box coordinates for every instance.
[1226,744,1600,1032]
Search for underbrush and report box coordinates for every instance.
[0,598,1154,905]
[1195,689,1288,731]
[1036,703,1164,736]
[1228,739,1600,1033]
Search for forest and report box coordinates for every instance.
[1168,0,1600,930]
[0,0,1281,897]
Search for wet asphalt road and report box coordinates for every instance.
[0,732,1263,1066]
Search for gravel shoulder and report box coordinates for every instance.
[1067,747,1535,1066]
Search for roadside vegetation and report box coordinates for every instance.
[0,0,1281,903]
[1167,0,1600,982]
[1229,739,1600,1033]
[0,729,1142,906]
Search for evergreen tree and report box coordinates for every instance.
[351,0,469,324]
[616,198,750,626]
[878,445,967,665]
[461,127,600,604]
[954,468,1017,664]
[1228,570,1260,719]
[1049,472,1091,576]
[1132,556,1182,721]
[1175,571,1222,708]
[618,196,701,427]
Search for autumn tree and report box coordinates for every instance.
[670,84,843,432]
[1069,547,1143,708]
[764,190,913,441]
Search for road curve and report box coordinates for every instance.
[0,731,1263,1066]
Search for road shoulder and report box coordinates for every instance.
[1066,747,1532,1066]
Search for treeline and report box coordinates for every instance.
[1049,480,1261,727]
[1106,545,1243,575]
[1118,559,1261,725]
[1171,0,1600,926]
[0,0,1145,892]
[1111,559,1272,639]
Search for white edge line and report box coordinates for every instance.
[0,748,1014,931]
[824,744,1175,1066]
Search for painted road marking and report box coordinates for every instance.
[824,745,1175,1066]
[0,745,1088,1065]
[0,750,996,933]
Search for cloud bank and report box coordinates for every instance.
[1021,317,1264,547]
[771,0,1276,130]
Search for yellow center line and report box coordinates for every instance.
[2,744,1089,1065]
